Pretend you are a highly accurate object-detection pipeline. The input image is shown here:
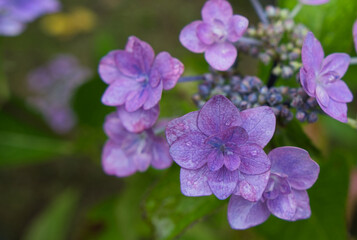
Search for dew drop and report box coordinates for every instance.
[186,141,192,146]
[251,150,257,156]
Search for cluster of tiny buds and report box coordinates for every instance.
[192,73,320,124]
[238,5,308,79]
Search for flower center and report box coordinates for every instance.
[212,19,227,42]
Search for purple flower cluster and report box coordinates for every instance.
[300,32,353,122]
[166,95,319,228]
[0,0,60,36]
[102,113,172,177]
[99,36,184,133]
[27,54,91,134]
[179,0,248,71]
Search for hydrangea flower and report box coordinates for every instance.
[299,0,329,5]
[99,36,184,112]
[27,54,91,133]
[102,112,172,177]
[166,95,276,200]
[300,32,353,122]
[353,20,357,53]
[179,0,248,71]
[0,0,60,36]
[228,147,319,229]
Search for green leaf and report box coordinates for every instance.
[22,189,80,240]
[143,165,225,240]
[255,150,349,239]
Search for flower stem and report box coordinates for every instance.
[350,57,357,65]
[289,3,303,18]
[249,0,269,24]
[236,37,262,46]
[178,75,205,83]
[347,117,357,129]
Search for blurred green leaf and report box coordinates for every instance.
[22,188,80,240]
[255,150,349,240]
[143,165,225,240]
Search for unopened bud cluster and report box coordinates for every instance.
[192,73,320,124]
[238,6,308,79]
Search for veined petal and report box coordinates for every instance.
[197,95,242,136]
[179,20,208,53]
[204,42,237,71]
[240,106,276,148]
[300,68,316,97]
[98,50,124,84]
[227,15,249,42]
[206,149,225,171]
[324,80,353,103]
[197,22,216,45]
[101,80,140,107]
[238,144,270,175]
[143,80,163,110]
[151,137,173,169]
[269,147,319,190]
[125,87,149,112]
[166,111,200,145]
[301,32,324,75]
[235,171,270,202]
[201,0,233,24]
[267,193,297,220]
[115,50,142,77]
[208,167,239,200]
[103,112,128,144]
[228,196,270,230]
[321,53,350,78]
[319,98,348,123]
[180,166,212,197]
[291,189,311,220]
[316,85,329,107]
[125,36,155,73]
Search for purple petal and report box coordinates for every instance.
[269,147,320,190]
[267,193,297,220]
[151,137,173,169]
[197,95,242,136]
[354,20,357,53]
[0,17,24,36]
[238,144,270,175]
[151,52,184,90]
[292,189,311,220]
[103,112,127,144]
[204,42,237,71]
[227,15,249,42]
[235,171,270,202]
[299,0,330,5]
[180,166,212,197]
[300,68,316,97]
[316,85,329,107]
[132,150,152,172]
[143,81,163,110]
[228,196,270,230]
[240,106,276,148]
[208,167,239,200]
[324,80,353,103]
[206,150,225,171]
[302,32,324,75]
[125,36,155,73]
[101,80,141,107]
[115,50,142,77]
[166,111,200,145]
[201,0,233,24]
[99,50,124,84]
[102,140,137,177]
[197,22,216,45]
[321,53,350,79]
[117,105,159,133]
[319,98,348,122]
[125,87,149,112]
[179,20,208,53]
[169,132,210,169]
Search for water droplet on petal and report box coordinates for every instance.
[186,141,192,146]
[251,150,257,156]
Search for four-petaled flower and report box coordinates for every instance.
[102,113,172,177]
[166,95,276,200]
[299,0,329,5]
[99,36,184,132]
[300,32,353,122]
[0,0,60,36]
[228,147,319,229]
[179,0,248,71]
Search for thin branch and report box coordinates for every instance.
[350,57,357,65]
[249,0,269,24]
[289,3,303,18]
[178,75,205,83]
[236,37,262,46]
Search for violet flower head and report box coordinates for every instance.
[299,0,329,5]
[166,95,276,200]
[179,0,248,71]
[0,0,60,36]
[99,36,184,112]
[353,20,357,53]
[300,32,353,122]
[102,113,172,177]
[228,147,319,230]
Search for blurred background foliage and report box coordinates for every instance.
[0,0,357,239]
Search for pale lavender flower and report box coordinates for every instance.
[353,20,357,52]
[27,54,91,134]
[300,32,353,122]
[299,0,329,5]
[102,112,172,177]
[99,36,184,112]
[166,95,275,200]
[179,0,248,71]
[0,0,60,36]
[228,147,319,230]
